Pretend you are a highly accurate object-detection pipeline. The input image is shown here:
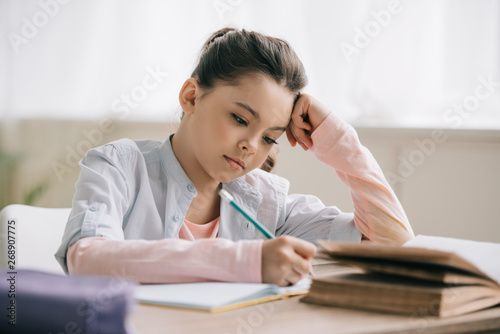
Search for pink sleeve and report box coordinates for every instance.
[309,112,415,245]
[67,236,263,284]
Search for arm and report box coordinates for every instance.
[61,142,311,286]
[58,142,265,283]
[286,94,414,245]
[67,236,263,284]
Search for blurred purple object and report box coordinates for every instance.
[0,269,137,333]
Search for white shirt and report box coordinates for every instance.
[55,133,361,273]
[56,112,413,280]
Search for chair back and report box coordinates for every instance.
[0,205,70,274]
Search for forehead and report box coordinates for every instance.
[214,74,295,126]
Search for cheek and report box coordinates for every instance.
[210,122,234,146]
[197,115,228,144]
[252,145,273,167]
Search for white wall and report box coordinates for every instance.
[275,126,500,243]
[2,1,500,129]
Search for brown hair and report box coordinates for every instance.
[191,27,308,172]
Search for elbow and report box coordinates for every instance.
[66,239,87,275]
[399,227,415,245]
[385,227,415,246]
[67,237,107,275]
[356,217,415,246]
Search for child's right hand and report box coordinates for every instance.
[261,236,317,286]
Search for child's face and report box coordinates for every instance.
[189,74,294,183]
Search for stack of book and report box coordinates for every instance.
[301,235,500,317]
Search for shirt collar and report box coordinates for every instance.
[159,134,261,204]
[159,134,197,196]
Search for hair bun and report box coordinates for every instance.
[192,26,308,108]
[205,27,237,49]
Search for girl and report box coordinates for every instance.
[55,28,414,287]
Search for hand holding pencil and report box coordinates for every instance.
[219,189,316,286]
[261,236,316,286]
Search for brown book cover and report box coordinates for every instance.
[301,237,500,317]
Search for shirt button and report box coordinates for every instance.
[173,214,182,222]
[187,184,196,193]
[89,203,98,211]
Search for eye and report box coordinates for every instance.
[232,113,247,126]
[262,136,278,145]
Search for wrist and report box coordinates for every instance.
[310,110,331,134]
[310,112,350,148]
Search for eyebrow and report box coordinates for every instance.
[234,102,287,132]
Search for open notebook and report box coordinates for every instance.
[135,278,311,313]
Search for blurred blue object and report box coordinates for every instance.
[0,269,137,334]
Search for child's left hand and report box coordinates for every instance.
[286,94,331,151]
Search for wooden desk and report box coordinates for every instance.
[130,262,500,334]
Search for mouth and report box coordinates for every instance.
[224,155,245,171]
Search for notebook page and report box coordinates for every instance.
[404,235,500,285]
[135,282,276,309]
[275,277,311,295]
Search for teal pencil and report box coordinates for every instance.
[219,188,314,277]
[218,189,276,239]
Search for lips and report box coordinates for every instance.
[224,156,245,171]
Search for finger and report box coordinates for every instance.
[289,122,312,150]
[289,95,315,150]
[285,126,297,147]
[291,259,312,279]
[287,123,306,150]
[290,239,317,259]
[288,122,302,144]
[294,130,313,149]
[277,277,293,287]
[290,249,314,274]
[289,116,313,147]
[291,112,312,132]
[290,95,312,130]
[286,269,304,286]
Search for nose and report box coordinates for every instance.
[239,135,258,154]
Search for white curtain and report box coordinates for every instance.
[1,0,499,128]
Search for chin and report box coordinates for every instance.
[207,170,233,183]
[211,169,248,183]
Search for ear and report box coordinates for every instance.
[179,78,199,115]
